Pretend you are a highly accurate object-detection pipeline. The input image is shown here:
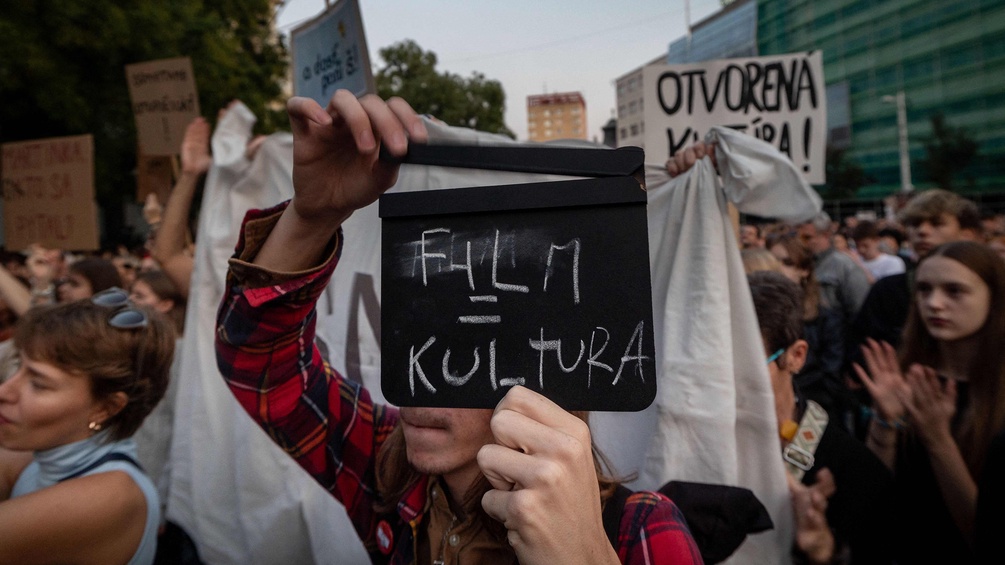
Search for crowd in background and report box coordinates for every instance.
[1,107,1004,564]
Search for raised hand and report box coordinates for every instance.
[854,338,910,423]
[25,245,57,287]
[286,92,427,229]
[251,92,428,273]
[180,117,213,176]
[478,386,618,565]
[904,365,957,448]
[665,141,717,178]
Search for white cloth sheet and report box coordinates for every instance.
[164,106,818,563]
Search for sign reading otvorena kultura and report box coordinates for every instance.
[379,146,656,412]
[125,57,201,156]
[291,0,375,107]
[1,134,99,250]
[642,51,827,184]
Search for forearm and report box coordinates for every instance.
[150,171,199,271]
[215,206,339,398]
[0,266,31,317]
[252,203,346,272]
[215,205,396,527]
[926,436,978,545]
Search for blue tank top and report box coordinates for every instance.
[12,431,160,565]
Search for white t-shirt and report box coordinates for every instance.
[862,253,906,281]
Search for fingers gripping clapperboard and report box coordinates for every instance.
[379,144,656,412]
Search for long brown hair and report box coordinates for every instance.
[900,241,1005,476]
[375,410,624,537]
[766,233,823,320]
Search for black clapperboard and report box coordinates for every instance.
[379,144,656,411]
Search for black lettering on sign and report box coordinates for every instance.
[380,175,656,411]
[657,54,819,116]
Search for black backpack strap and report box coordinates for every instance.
[602,484,633,550]
[59,452,143,482]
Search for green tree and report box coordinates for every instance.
[0,1,287,247]
[921,112,979,191]
[822,145,866,200]
[375,40,514,138]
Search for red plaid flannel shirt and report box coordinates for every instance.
[216,203,703,564]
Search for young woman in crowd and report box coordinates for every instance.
[766,233,846,418]
[855,241,1005,562]
[0,288,174,564]
[57,257,122,303]
[130,271,186,336]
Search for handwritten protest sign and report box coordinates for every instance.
[380,171,656,411]
[1,135,99,250]
[291,0,375,106]
[125,57,201,156]
[643,51,827,183]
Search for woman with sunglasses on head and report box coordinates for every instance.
[0,288,174,564]
[854,241,1005,563]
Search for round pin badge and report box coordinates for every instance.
[376,520,394,555]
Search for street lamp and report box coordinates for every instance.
[882,91,913,193]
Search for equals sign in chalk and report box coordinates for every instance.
[459,295,500,323]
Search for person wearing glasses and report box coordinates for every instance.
[748,271,894,564]
[0,288,175,564]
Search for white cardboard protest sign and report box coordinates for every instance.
[125,57,201,156]
[642,51,827,184]
[291,0,375,106]
[1,134,100,250]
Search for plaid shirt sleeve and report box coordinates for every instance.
[215,202,397,539]
[618,492,704,564]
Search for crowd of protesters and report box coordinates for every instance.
[0,95,1003,564]
[738,192,1005,564]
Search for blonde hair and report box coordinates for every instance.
[741,248,782,275]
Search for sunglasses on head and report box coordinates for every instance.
[90,287,148,329]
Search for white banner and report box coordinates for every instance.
[291,0,375,107]
[167,108,820,563]
[642,51,827,184]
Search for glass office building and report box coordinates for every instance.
[759,0,1005,197]
[667,0,758,63]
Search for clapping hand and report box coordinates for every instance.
[854,339,911,423]
[904,365,957,448]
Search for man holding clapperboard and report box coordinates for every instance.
[215,90,703,564]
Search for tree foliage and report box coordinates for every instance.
[0,0,288,247]
[822,145,866,200]
[375,40,514,138]
[921,112,979,191]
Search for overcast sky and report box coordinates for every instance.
[276,0,724,141]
